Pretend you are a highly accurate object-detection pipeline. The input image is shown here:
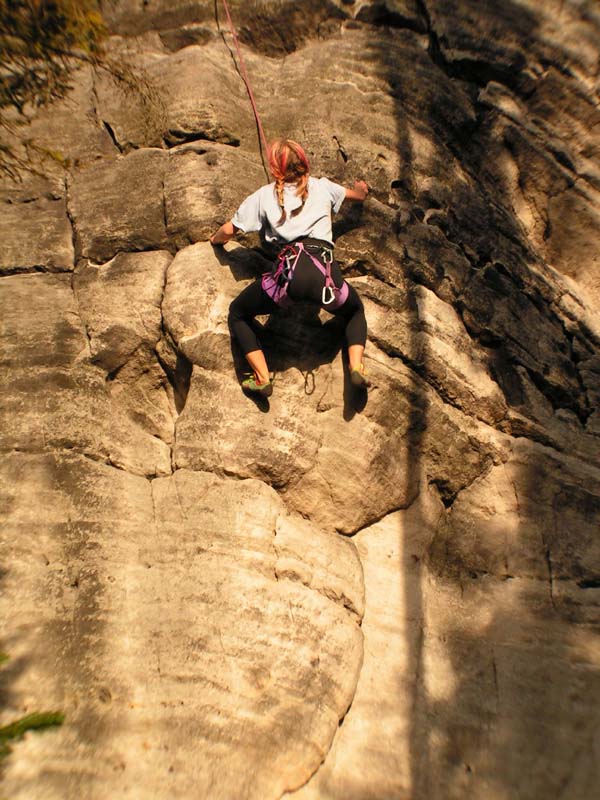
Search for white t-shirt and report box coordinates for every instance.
[231,176,346,246]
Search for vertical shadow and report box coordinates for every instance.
[365,21,430,797]
[365,1,600,798]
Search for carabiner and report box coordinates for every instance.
[322,285,336,305]
[283,253,295,280]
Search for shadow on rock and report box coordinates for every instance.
[210,241,270,280]
[343,358,368,422]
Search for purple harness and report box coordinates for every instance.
[262,241,350,310]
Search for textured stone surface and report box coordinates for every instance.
[1,1,599,798]
[363,278,508,425]
[0,457,363,799]
[94,42,260,150]
[292,446,600,800]
[162,240,266,369]
[288,486,444,800]
[74,250,172,372]
[164,147,266,247]
[19,63,118,168]
[0,196,74,273]
[430,440,600,624]
[68,148,170,262]
[0,273,86,368]
[0,273,171,476]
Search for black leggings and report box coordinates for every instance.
[228,250,368,354]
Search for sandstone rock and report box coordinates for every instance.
[165,240,501,532]
[545,186,600,309]
[1,2,600,798]
[0,274,87,369]
[292,453,600,799]
[68,149,170,261]
[18,64,118,168]
[0,457,364,799]
[354,0,427,31]
[162,240,267,369]
[174,366,322,489]
[107,349,175,445]
[103,0,350,53]
[0,196,74,273]
[164,147,266,248]
[0,273,170,476]
[434,0,600,314]
[102,0,215,36]
[427,0,600,85]
[274,512,365,618]
[428,439,600,624]
[362,277,508,425]
[407,574,600,800]
[159,23,214,51]
[94,42,261,150]
[0,363,171,477]
[459,261,584,417]
[0,171,65,204]
[73,250,172,372]
[288,485,444,800]
[283,347,495,532]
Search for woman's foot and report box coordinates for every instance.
[241,372,274,397]
[350,363,370,388]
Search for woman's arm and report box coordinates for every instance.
[210,221,238,245]
[345,180,369,202]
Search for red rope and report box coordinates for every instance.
[221,0,270,161]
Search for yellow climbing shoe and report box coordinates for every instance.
[350,364,370,388]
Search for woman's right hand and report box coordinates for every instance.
[354,180,369,200]
[345,181,369,202]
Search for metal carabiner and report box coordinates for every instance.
[322,284,336,305]
[282,253,295,280]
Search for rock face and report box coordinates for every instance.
[1,1,599,799]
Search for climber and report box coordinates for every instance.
[210,138,370,397]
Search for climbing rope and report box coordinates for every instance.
[218,0,270,177]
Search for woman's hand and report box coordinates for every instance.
[210,221,237,245]
[345,181,369,202]
[354,180,369,200]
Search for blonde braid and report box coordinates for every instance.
[290,173,309,218]
[276,178,286,224]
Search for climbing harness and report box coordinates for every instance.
[261,241,350,310]
[219,0,269,172]
[261,244,297,308]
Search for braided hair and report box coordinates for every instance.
[268,139,310,224]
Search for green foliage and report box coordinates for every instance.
[0,1,166,179]
[0,654,64,761]
[0,712,65,759]
[0,1,106,114]
[0,1,107,178]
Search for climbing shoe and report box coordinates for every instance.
[241,373,274,397]
[350,364,370,388]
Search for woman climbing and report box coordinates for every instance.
[210,138,370,397]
